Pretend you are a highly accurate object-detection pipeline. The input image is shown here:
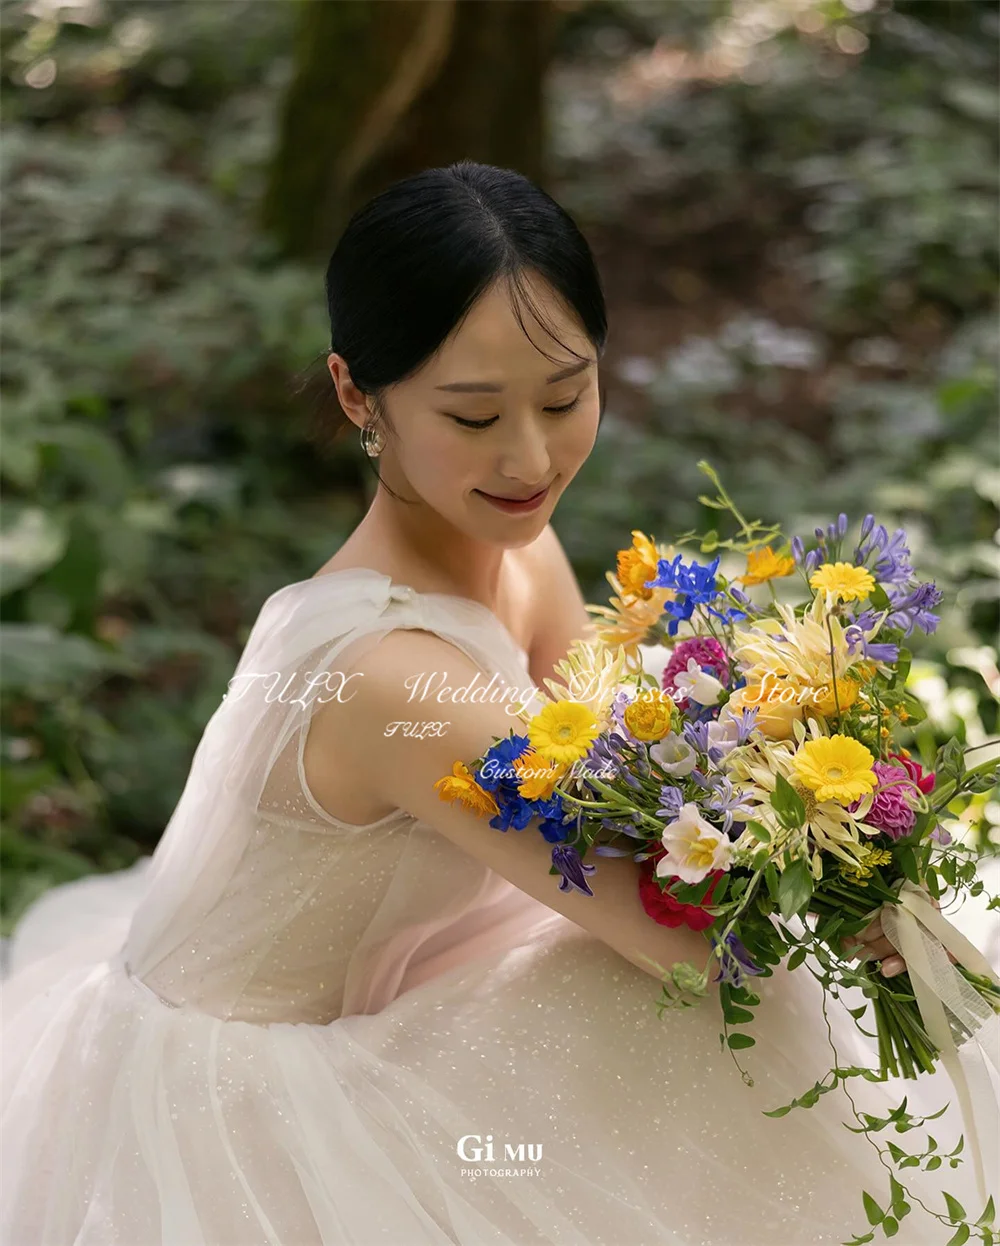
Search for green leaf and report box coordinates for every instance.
[771,772,806,828]
[723,1006,755,1024]
[975,1195,995,1228]
[727,1032,755,1050]
[944,1194,967,1221]
[863,1191,884,1225]
[926,1156,942,1170]
[945,1226,970,1246]
[881,1215,898,1237]
[787,946,808,971]
[778,858,814,922]
[744,819,772,844]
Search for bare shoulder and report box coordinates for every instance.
[306,627,526,820]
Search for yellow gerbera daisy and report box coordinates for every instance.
[433,761,499,817]
[527,700,601,765]
[514,748,568,800]
[740,546,796,587]
[809,562,876,604]
[616,530,661,600]
[792,734,877,805]
[624,689,676,741]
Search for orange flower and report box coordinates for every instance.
[616,530,661,600]
[740,546,796,587]
[433,761,499,817]
[514,749,568,800]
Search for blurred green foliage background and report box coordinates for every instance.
[1,0,997,931]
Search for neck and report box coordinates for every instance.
[359,482,510,608]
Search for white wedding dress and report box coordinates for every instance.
[2,569,997,1246]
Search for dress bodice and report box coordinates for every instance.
[125,571,555,1024]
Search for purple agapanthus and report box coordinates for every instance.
[844,624,900,665]
[855,521,913,586]
[690,772,757,836]
[552,844,597,896]
[711,930,765,988]
[657,784,685,821]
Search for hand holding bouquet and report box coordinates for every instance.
[436,462,1000,1244]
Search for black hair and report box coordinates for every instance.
[293,159,609,502]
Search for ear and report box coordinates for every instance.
[327,353,371,432]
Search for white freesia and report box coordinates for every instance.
[672,657,726,707]
[656,802,733,884]
[649,733,698,776]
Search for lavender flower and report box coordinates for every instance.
[711,931,765,989]
[552,844,597,897]
[657,785,685,821]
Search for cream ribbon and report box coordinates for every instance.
[878,879,1000,1209]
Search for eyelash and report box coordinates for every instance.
[450,395,583,430]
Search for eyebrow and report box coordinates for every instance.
[434,358,594,393]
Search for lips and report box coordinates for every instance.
[479,486,549,502]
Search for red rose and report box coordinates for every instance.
[638,851,723,932]
[887,751,936,796]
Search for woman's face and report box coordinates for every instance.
[364,274,601,548]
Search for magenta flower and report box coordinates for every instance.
[661,638,729,708]
[850,760,919,840]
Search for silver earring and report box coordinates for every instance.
[361,418,386,457]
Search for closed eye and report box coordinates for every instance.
[448,394,583,431]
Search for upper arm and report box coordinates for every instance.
[315,627,716,989]
[524,523,597,689]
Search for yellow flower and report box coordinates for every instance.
[809,562,876,604]
[616,530,662,600]
[527,700,601,765]
[433,761,499,818]
[624,689,676,741]
[727,679,805,741]
[514,748,568,800]
[740,546,796,587]
[839,845,893,884]
[808,676,860,719]
[587,585,675,657]
[792,734,877,805]
[541,639,631,729]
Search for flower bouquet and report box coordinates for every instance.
[435,462,1000,1245]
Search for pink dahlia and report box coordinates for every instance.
[662,637,729,707]
[850,759,919,840]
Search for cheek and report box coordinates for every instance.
[556,405,600,465]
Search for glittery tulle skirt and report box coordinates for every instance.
[2,862,997,1246]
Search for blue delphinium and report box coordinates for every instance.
[644,554,747,636]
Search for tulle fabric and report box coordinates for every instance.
[2,571,998,1245]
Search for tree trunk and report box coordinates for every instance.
[262,0,560,261]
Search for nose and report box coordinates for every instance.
[496,413,552,488]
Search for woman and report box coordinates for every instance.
[2,160,993,1245]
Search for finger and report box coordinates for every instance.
[880,955,906,978]
[858,920,884,943]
